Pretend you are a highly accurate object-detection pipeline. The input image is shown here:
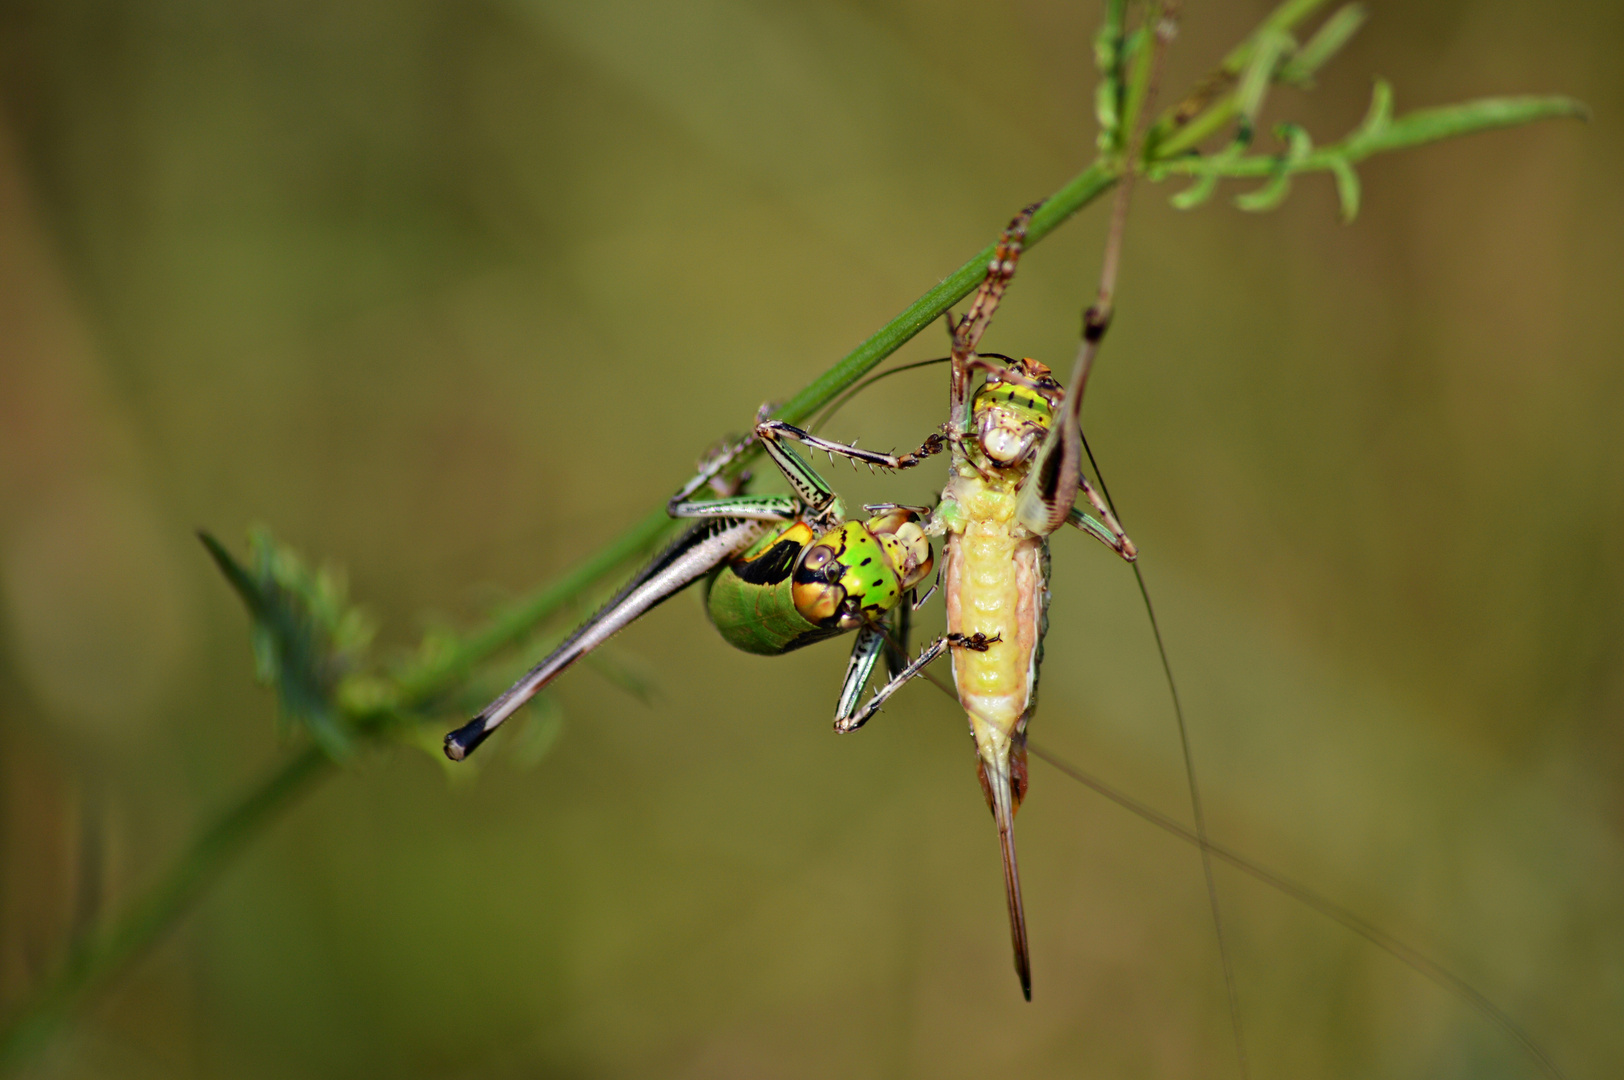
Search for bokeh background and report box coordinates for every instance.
[1,1,1619,1077]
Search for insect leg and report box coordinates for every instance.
[666,432,755,510]
[950,204,1039,433]
[444,515,774,761]
[750,422,848,523]
[1064,480,1137,561]
[667,493,801,521]
[834,632,996,733]
[832,625,887,730]
[883,594,912,679]
[756,419,946,472]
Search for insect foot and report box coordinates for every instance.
[948,632,1000,652]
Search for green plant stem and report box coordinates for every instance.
[772,163,1114,429]
[1149,0,1331,156]
[0,156,1120,1076]
[393,506,679,709]
[0,745,329,1072]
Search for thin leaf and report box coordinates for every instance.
[1351,78,1394,143]
[1171,170,1221,211]
[198,530,371,759]
[1346,93,1587,157]
[1235,125,1312,212]
[1330,158,1361,222]
[1093,0,1128,150]
[1279,4,1369,87]
[509,693,565,769]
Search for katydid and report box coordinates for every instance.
[442,410,953,762]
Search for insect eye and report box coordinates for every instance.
[803,546,832,569]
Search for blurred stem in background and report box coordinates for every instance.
[0,0,1583,1070]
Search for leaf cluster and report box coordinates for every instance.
[1094,1,1585,221]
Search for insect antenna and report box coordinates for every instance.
[1075,430,1566,1080]
[808,356,950,435]
[1026,738,1569,1080]
[808,352,1022,436]
[882,619,1568,1078]
[1079,424,1244,1072]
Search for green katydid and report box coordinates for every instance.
[442,407,963,763]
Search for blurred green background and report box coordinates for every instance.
[0,1,1618,1077]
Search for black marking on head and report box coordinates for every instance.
[860,556,872,567]
[733,536,802,585]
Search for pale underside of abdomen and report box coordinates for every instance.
[944,519,1044,753]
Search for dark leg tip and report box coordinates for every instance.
[443,716,493,762]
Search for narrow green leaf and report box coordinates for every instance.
[1235,125,1310,213]
[1239,30,1294,124]
[1152,0,1335,158]
[1094,0,1128,150]
[1330,158,1361,221]
[1218,0,1333,78]
[510,693,565,769]
[198,531,264,619]
[1171,171,1221,211]
[198,530,368,759]
[1235,172,1292,213]
[1346,94,1587,158]
[1279,3,1369,87]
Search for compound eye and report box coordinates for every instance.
[797,544,841,582]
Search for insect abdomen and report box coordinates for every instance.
[705,524,830,655]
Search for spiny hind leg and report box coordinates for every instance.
[1066,475,1137,561]
[835,632,998,733]
[954,204,1039,359]
[756,419,946,472]
[667,493,801,521]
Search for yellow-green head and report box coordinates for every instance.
[791,510,934,629]
[972,357,1062,466]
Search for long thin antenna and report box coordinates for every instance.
[1026,740,1568,1080]
[1082,428,1247,1077]
[1068,2,1249,1074]
[899,657,1566,1078]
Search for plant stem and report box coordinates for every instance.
[772,162,1114,429]
[0,745,330,1072]
[393,506,679,710]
